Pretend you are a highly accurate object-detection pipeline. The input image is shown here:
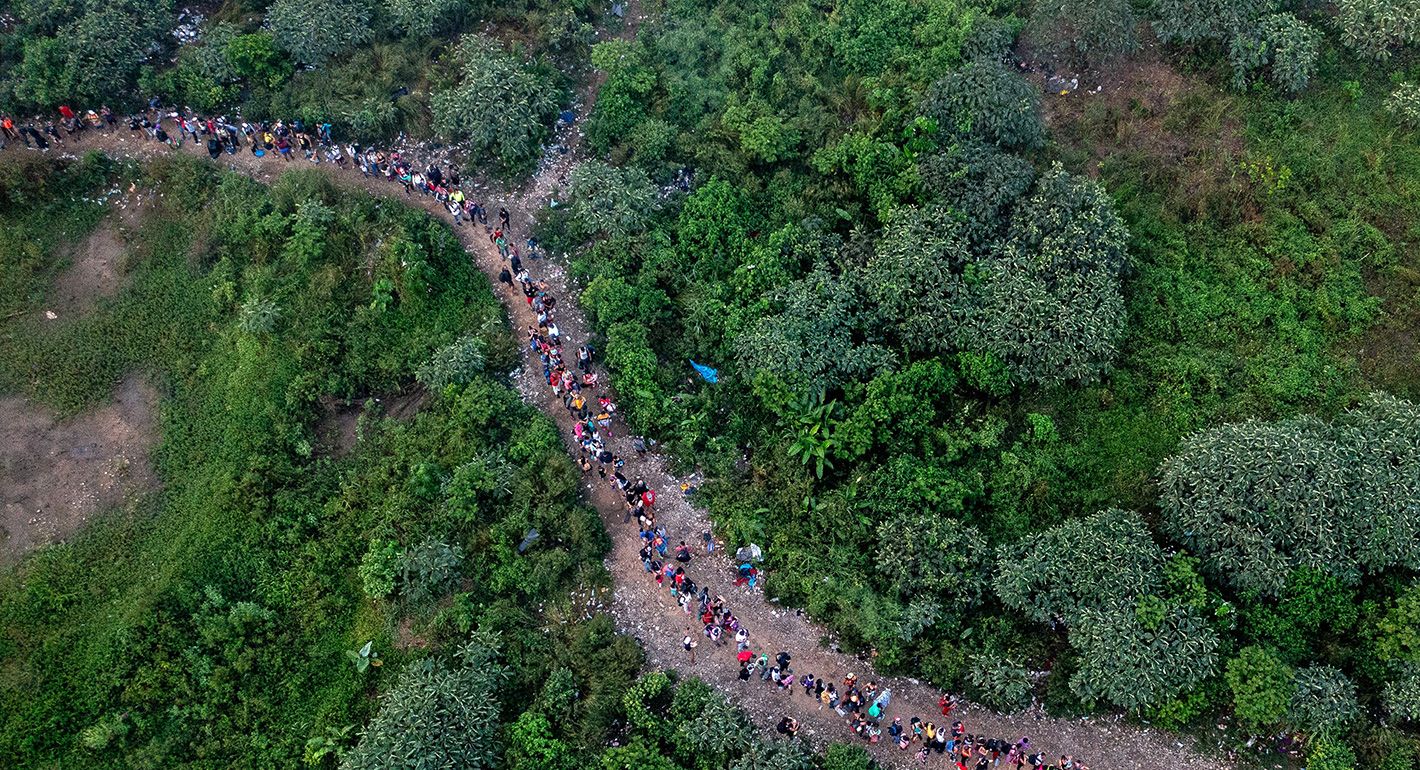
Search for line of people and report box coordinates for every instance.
[8,96,1093,770]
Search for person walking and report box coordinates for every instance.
[682,627,697,664]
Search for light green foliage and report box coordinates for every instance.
[568,161,659,240]
[1070,600,1220,712]
[966,653,1032,711]
[924,59,1044,150]
[1307,737,1359,770]
[505,711,574,770]
[416,333,487,389]
[994,509,1164,624]
[267,0,374,65]
[1290,666,1361,736]
[343,635,508,770]
[1160,395,1420,597]
[1226,646,1293,730]
[1376,583,1420,664]
[432,36,561,173]
[1386,83,1420,127]
[1336,0,1420,60]
[360,538,401,598]
[601,739,682,770]
[1027,0,1139,68]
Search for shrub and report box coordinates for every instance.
[1336,0,1420,60]
[1386,83,1420,127]
[432,36,561,174]
[966,653,1032,711]
[1027,0,1139,69]
[343,635,507,770]
[267,0,374,66]
[1383,668,1420,723]
[416,334,487,390]
[1307,737,1358,770]
[1160,395,1420,597]
[568,161,659,240]
[1290,666,1361,736]
[923,59,1044,150]
[1226,646,1293,730]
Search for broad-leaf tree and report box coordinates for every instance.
[432,36,561,173]
[1160,394,1420,597]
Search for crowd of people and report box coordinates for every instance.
[0,101,510,237]
[3,98,1091,770]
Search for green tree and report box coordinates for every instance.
[1153,0,1274,44]
[995,509,1164,624]
[343,635,507,770]
[1027,0,1140,68]
[1228,13,1320,92]
[876,509,989,614]
[977,164,1129,385]
[384,0,471,37]
[736,264,896,391]
[923,59,1044,150]
[1160,395,1420,597]
[14,0,174,106]
[1290,666,1360,736]
[1336,0,1420,60]
[267,0,374,66]
[864,205,974,357]
[432,36,561,173]
[1225,646,1293,730]
[1069,600,1220,712]
[966,653,1032,711]
[568,161,660,240]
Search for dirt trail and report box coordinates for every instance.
[0,44,1228,770]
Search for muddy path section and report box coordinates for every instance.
[0,373,159,566]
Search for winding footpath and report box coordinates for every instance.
[2,67,1230,770]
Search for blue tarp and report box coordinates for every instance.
[689,360,719,383]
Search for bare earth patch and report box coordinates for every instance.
[0,373,159,567]
[48,213,132,319]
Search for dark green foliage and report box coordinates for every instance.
[432,35,562,174]
[994,509,1164,625]
[1160,395,1420,597]
[268,0,375,65]
[343,635,508,770]
[1026,0,1139,69]
[924,59,1044,150]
